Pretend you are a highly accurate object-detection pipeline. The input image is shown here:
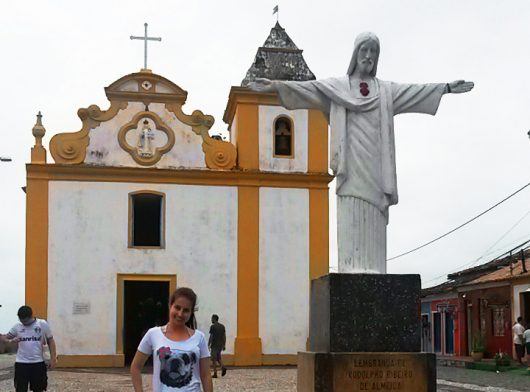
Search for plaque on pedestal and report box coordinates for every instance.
[298,352,436,392]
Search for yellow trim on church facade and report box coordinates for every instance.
[308,110,328,173]
[233,104,260,170]
[25,176,48,320]
[308,110,330,280]
[235,186,262,365]
[57,355,125,368]
[27,164,331,189]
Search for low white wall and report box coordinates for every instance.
[48,181,237,355]
[259,187,309,354]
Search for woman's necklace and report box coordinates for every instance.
[163,323,191,339]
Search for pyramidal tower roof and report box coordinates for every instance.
[241,22,316,86]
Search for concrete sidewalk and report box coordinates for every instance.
[0,353,15,370]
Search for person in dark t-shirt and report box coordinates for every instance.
[208,314,226,378]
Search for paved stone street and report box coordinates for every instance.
[0,355,529,391]
[437,366,529,392]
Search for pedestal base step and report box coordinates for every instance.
[297,351,436,392]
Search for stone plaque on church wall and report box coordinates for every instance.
[73,302,91,315]
[298,352,436,392]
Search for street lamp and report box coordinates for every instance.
[0,156,12,162]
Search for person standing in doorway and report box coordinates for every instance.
[130,287,213,392]
[524,322,530,368]
[513,317,525,365]
[0,305,57,392]
[208,315,226,378]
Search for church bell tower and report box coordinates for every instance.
[223,22,330,366]
[223,22,328,175]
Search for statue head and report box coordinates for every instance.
[347,32,380,77]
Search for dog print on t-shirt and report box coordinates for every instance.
[157,347,198,389]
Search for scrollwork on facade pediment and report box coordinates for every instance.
[165,103,237,170]
[202,137,238,170]
[50,101,128,164]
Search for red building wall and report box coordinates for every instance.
[460,286,512,358]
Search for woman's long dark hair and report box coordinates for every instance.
[170,287,197,329]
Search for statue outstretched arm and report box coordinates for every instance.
[392,79,473,116]
[445,80,474,94]
[248,78,330,114]
[247,78,277,93]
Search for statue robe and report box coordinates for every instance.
[275,77,445,272]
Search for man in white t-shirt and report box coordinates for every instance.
[513,317,525,365]
[0,305,57,392]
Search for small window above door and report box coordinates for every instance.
[129,191,165,248]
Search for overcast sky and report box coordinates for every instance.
[2,0,530,330]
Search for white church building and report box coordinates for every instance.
[24,23,331,367]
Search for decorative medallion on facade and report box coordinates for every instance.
[141,80,153,90]
[118,111,175,166]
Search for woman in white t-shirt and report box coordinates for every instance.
[131,287,213,392]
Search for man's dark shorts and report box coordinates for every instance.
[210,347,222,361]
[14,362,47,392]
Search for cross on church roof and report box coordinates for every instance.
[130,23,162,70]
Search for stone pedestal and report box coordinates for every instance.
[310,274,421,352]
[298,352,436,392]
[298,274,435,392]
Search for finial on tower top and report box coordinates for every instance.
[32,111,46,141]
[31,111,47,163]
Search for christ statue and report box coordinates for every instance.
[248,32,474,274]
